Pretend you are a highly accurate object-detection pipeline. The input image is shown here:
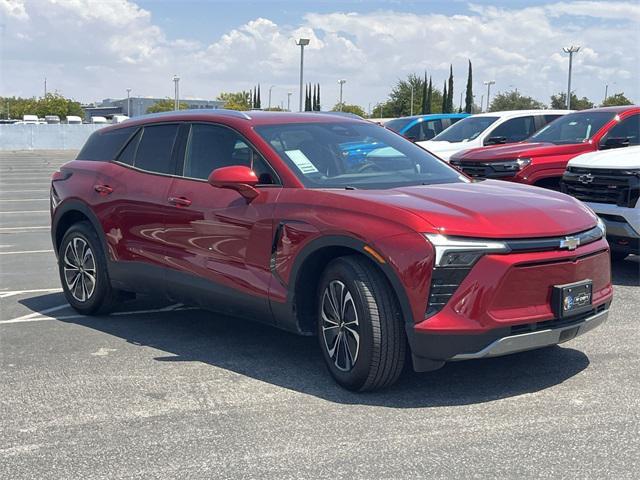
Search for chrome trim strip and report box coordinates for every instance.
[451,309,609,361]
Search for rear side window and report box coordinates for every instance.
[134,124,180,174]
[544,115,562,124]
[76,127,137,161]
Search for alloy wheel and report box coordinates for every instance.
[63,237,97,302]
[321,280,360,372]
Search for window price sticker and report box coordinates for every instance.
[285,149,319,174]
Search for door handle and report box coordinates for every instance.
[168,196,192,207]
[94,184,113,195]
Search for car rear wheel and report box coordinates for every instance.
[317,255,406,391]
[58,222,119,315]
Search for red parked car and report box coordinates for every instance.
[51,110,612,391]
[450,106,640,189]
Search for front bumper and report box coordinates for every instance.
[409,304,609,371]
[587,202,640,255]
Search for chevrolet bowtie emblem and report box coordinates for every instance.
[560,236,580,250]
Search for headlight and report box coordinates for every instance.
[490,158,531,172]
[424,234,511,267]
[597,216,606,236]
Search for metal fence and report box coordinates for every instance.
[0,124,108,150]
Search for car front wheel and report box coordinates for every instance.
[317,255,406,391]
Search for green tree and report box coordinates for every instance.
[420,71,428,114]
[256,85,261,109]
[602,92,633,106]
[426,77,433,114]
[216,91,252,110]
[489,90,545,111]
[442,81,448,113]
[333,103,366,117]
[550,92,594,110]
[146,98,189,113]
[447,65,454,113]
[1,93,83,120]
[464,60,473,114]
[316,83,321,111]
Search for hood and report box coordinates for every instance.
[417,140,470,161]
[452,141,593,162]
[329,180,597,239]
[568,145,640,169]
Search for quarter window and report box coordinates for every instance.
[134,124,179,174]
[77,126,137,161]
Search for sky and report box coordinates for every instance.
[1,0,638,110]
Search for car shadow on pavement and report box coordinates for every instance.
[611,255,640,286]
[19,293,591,408]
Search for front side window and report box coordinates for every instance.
[384,118,413,134]
[183,124,277,184]
[432,116,499,143]
[487,116,535,143]
[529,111,615,145]
[255,121,466,189]
[134,124,179,174]
[601,114,640,146]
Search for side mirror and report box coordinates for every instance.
[600,137,630,150]
[484,136,507,146]
[208,166,260,201]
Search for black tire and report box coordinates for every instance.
[610,251,628,262]
[317,255,406,391]
[58,221,119,315]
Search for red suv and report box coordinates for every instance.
[450,106,640,189]
[51,110,613,391]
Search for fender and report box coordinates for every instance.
[51,199,110,261]
[270,231,416,335]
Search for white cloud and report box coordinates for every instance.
[1,0,638,109]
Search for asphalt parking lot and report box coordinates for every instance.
[1,150,639,479]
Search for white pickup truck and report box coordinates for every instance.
[561,146,640,260]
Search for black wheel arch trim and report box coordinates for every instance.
[51,200,110,261]
[272,231,416,334]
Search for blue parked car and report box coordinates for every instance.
[385,113,470,142]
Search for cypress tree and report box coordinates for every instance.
[426,77,432,114]
[464,60,473,113]
[257,84,261,109]
[421,71,428,114]
[447,65,454,113]
[252,86,256,108]
[442,81,448,113]
[316,83,321,110]
[313,84,318,111]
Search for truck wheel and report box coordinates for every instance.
[317,255,406,391]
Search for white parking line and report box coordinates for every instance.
[2,199,49,202]
[0,189,49,193]
[0,226,49,232]
[0,304,195,325]
[0,249,54,255]
[0,210,49,214]
[0,288,63,298]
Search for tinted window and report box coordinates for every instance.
[433,116,499,142]
[77,127,137,161]
[255,122,466,189]
[603,114,639,146]
[134,124,179,174]
[529,111,615,144]
[116,129,141,165]
[488,116,535,143]
[384,118,413,133]
[183,124,277,183]
[544,114,563,124]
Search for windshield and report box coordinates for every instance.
[528,111,615,145]
[432,116,499,143]
[384,118,413,133]
[255,122,466,189]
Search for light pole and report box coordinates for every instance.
[287,92,292,111]
[173,75,180,111]
[480,94,484,112]
[604,84,608,105]
[268,85,275,110]
[296,38,310,111]
[338,79,346,110]
[483,80,495,112]
[126,88,131,117]
[562,45,580,109]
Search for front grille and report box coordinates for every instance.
[450,160,516,179]
[561,167,640,208]
[426,267,471,317]
[509,302,608,335]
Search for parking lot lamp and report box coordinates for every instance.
[287,92,292,111]
[268,85,275,110]
[338,79,346,110]
[126,88,131,117]
[483,80,495,112]
[173,75,180,111]
[296,38,310,112]
[562,46,580,109]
